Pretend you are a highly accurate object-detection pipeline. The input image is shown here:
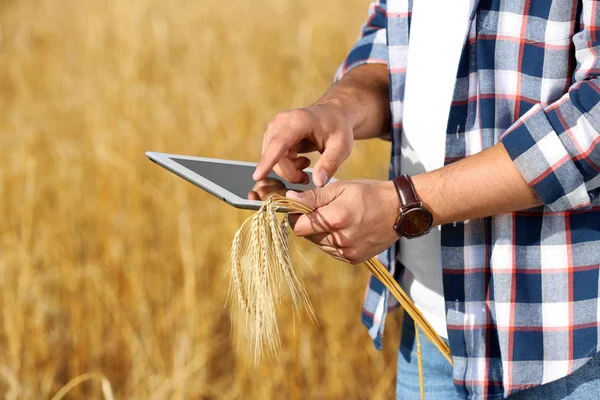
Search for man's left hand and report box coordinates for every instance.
[286,179,400,264]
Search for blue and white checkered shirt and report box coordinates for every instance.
[336,0,600,398]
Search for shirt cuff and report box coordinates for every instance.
[334,29,388,82]
[500,104,592,212]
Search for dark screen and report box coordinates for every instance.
[171,158,317,199]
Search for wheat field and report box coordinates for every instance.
[0,0,400,398]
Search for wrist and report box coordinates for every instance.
[314,93,362,134]
[379,180,402,239]
[315,65,390,140]
[411,173,441,227]
[390,174,435,238]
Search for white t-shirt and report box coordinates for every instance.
[399,0,473,338]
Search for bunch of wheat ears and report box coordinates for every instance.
[227,194,452,399]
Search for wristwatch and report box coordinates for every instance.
[391,175,434,238]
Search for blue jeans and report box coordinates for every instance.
[396,313,462,400]
[396,313,600,400]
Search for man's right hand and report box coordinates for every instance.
[253,64,391,187]
[252,64,391,188]
[252,103,354,187]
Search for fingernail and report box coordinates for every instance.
[252,168,261,180]
[319,171,329,186]
[286,190,303,200]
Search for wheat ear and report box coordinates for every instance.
[228,227,249,314]
[267,205,315,322]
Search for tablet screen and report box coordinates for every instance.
[171,157,317,200]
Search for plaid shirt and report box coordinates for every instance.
[336,0,600,398]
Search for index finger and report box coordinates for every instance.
[253,135,296,181]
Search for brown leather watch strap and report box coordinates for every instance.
[392,175,420,209]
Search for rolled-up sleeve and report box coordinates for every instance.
[334,1,389,82]
[501,1,600,211]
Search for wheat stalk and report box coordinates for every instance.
[415,320,425,400]
[51,373,115,400]
[226,194,452,389]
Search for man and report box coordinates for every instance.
[253,0,600,399]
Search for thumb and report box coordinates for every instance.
[286,183,340,210]
[313,137,351,187]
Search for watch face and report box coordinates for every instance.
[399,208,433,238]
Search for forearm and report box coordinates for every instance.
[316,63,390,140]
[412,142,542,226]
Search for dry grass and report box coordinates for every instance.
[0,0,400,398]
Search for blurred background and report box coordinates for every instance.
[0,0,400,398]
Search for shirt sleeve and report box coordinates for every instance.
[500,1,600,212]
[334,0,389,82]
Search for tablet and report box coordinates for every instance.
[146,152,334,212]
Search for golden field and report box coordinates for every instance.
[0,0,400,398]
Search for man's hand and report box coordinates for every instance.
[253,104,354,187]
[286,179,400,264]
[252,64,391,188]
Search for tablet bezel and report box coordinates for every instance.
[146,151,329,212]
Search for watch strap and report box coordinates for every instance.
[392,175,420,209]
